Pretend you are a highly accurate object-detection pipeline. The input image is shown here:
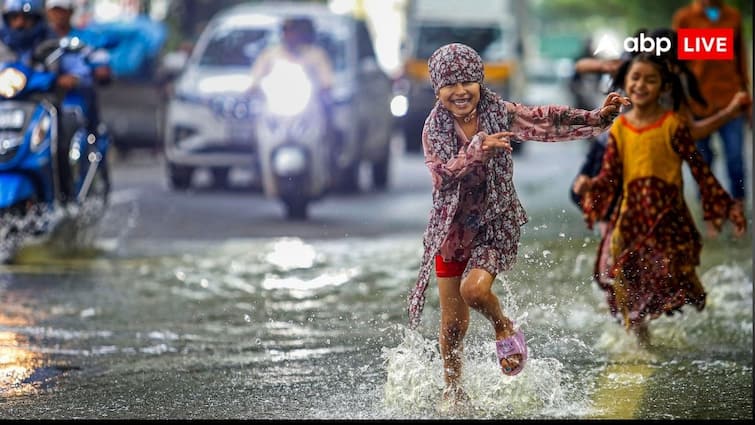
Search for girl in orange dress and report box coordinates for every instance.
[573,52,746,346]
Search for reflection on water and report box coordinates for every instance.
[0,315,48,397]
[0,233,751,419]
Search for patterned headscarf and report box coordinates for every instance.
[428,43,484,93]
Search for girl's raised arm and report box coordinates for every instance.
[506,93,628,142]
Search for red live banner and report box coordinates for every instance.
[677,28,734,60]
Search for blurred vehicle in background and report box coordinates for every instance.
[160,2,394,195]
[395,0,525,153]
[87,15,166,154]
[522,57,576,107]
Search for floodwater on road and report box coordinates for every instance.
[0,140,751,419]
[0,229,750,419]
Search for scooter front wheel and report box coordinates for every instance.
[282,197,308,221]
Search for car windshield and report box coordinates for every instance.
[198,27,270,66]
[197,21,348,71]
[416,25,505,60]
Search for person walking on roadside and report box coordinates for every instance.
[672,0,751,235]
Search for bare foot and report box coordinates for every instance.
[633,322,651,348]
[442,384,470,405]
[704,220,719,238]
[440,384,470,413]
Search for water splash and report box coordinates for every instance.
[380,325,593,419]
[0,204,62,262]
[0,195,110,263]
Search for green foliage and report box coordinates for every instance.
[533,0,752,39]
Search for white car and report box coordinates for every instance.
[161,2,394,192]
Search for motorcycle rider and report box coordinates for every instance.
[46,0,111,138]
[249,16,340,192]
[250,16,333,95]
[0,0,93,205]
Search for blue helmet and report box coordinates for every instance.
[1,0,47,52]
[2,0,44,18]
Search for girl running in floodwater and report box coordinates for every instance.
[573,52,746,347]
[407,42,629,404]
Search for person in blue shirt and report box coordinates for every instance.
[46,0,109,137]
[0,0,93,204]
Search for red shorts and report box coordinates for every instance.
[435,255,468,278]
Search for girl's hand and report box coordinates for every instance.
[56,74,80,91]
[481,131,514,160]
[599,92,631,118]
[708,200,747,238]
[572,174,592,196]
[728,200,746,238]
[724,91,751,120]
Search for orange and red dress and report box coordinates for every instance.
[582,111,737,329]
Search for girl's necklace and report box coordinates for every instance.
[454,108,477,123]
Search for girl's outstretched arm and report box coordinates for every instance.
[683,91,751,140]
[506,93,628,142]
[673,123,747,236]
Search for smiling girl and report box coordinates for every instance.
[573,53,746,347]
[406,43,628,404]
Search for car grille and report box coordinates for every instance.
[194,143,257,154]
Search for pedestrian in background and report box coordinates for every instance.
[672,0,751,236]
[574,52,746,347]
[407,42,628,406]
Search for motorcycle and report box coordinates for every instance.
[0,36,110,260]
[249,58,331,220]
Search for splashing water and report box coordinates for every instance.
[0,195,109,262]
[381,324,593,419]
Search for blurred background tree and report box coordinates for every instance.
[530,0,751,60]
[532,0,752,41]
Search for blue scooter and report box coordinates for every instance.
[0,37,110,257]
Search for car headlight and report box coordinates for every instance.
[260,60,313,117]
[0,68,27,98]
[173,124,197,146]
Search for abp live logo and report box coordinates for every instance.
[592,28,734,61]
[678,28,734,60]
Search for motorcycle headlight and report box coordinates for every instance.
[0,68,27,98]
[30,114,51,151]
[272,145,308,177]
[260,60,313,117]
[0,108,25,130]
[390,94,408,117]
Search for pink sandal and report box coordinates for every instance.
[495,328,527,376]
